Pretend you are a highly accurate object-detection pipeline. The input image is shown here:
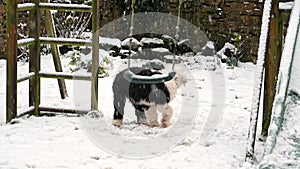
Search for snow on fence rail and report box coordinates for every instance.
[38,72,92,81]
[17,3,35,11]
[17,3,92,12]
[39,3,92,12]
[17,38,35,47]
[39,37,92,46]
[17,72,35,83]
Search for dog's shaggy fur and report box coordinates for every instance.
[112,67,187,128]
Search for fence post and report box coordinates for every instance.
[6,0,18,123]
[29,0,41,116]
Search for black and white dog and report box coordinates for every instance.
[112,67,187,128]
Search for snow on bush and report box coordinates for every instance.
[63,49,113,76]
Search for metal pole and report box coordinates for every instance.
[6,0,18,123]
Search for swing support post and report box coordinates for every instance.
[6,0,18,123]
[91,0,100,110]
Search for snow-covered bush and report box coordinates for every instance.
[64,50,113,76]
[216,33,244,68]
[224,48,239,67]
[227,33,243,67]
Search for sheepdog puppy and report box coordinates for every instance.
[112,67,187,128]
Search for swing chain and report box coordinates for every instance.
[128,0,136,69]
[128,0,182,70]
[173,0,183,70]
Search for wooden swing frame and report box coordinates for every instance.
[6,0,100,123]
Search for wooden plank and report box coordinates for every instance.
[39,72,92,81]
[17,72,35,83]
[39,106,89,115]
[262,0,281,137]
[39,37,92,46]
[44,7,68,99]
[39,3,92,12]
[6,0,18,123]
[17,3,35,11]
[91,0,100,111]
[17,38,35,47]
[29,0,41,117]
[17,106,35,118]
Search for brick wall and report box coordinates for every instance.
[0,0,264,62]
[0,4,5,59]
[165,0,264,62]
[0,0,47,60]
[99,0,264,62]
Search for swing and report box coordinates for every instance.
[123,0,183,84]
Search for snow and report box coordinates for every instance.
[99,37,122,48]
[217,42,236,60]
[279,2,294,10]
[121,38,141,47]
[151,48,170,53]
[0,46,257,168]
[178,39,190,45]
[140,37,164,45]
[17,38,35,46]
[39,37,92,44]
[39,3,92,11]
[17,3,35,10]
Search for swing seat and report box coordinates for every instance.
[124,70,176,84]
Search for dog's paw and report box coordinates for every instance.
[138,118,150,126]
[161,119,170,128]
[112,119,123,127]
[149,120,160,127]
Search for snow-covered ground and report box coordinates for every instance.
[0,50,261,169]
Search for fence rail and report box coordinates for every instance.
[39,37,92,46]
[38,72,92,81]
[39,3,92,12]
[17,3,35,11]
